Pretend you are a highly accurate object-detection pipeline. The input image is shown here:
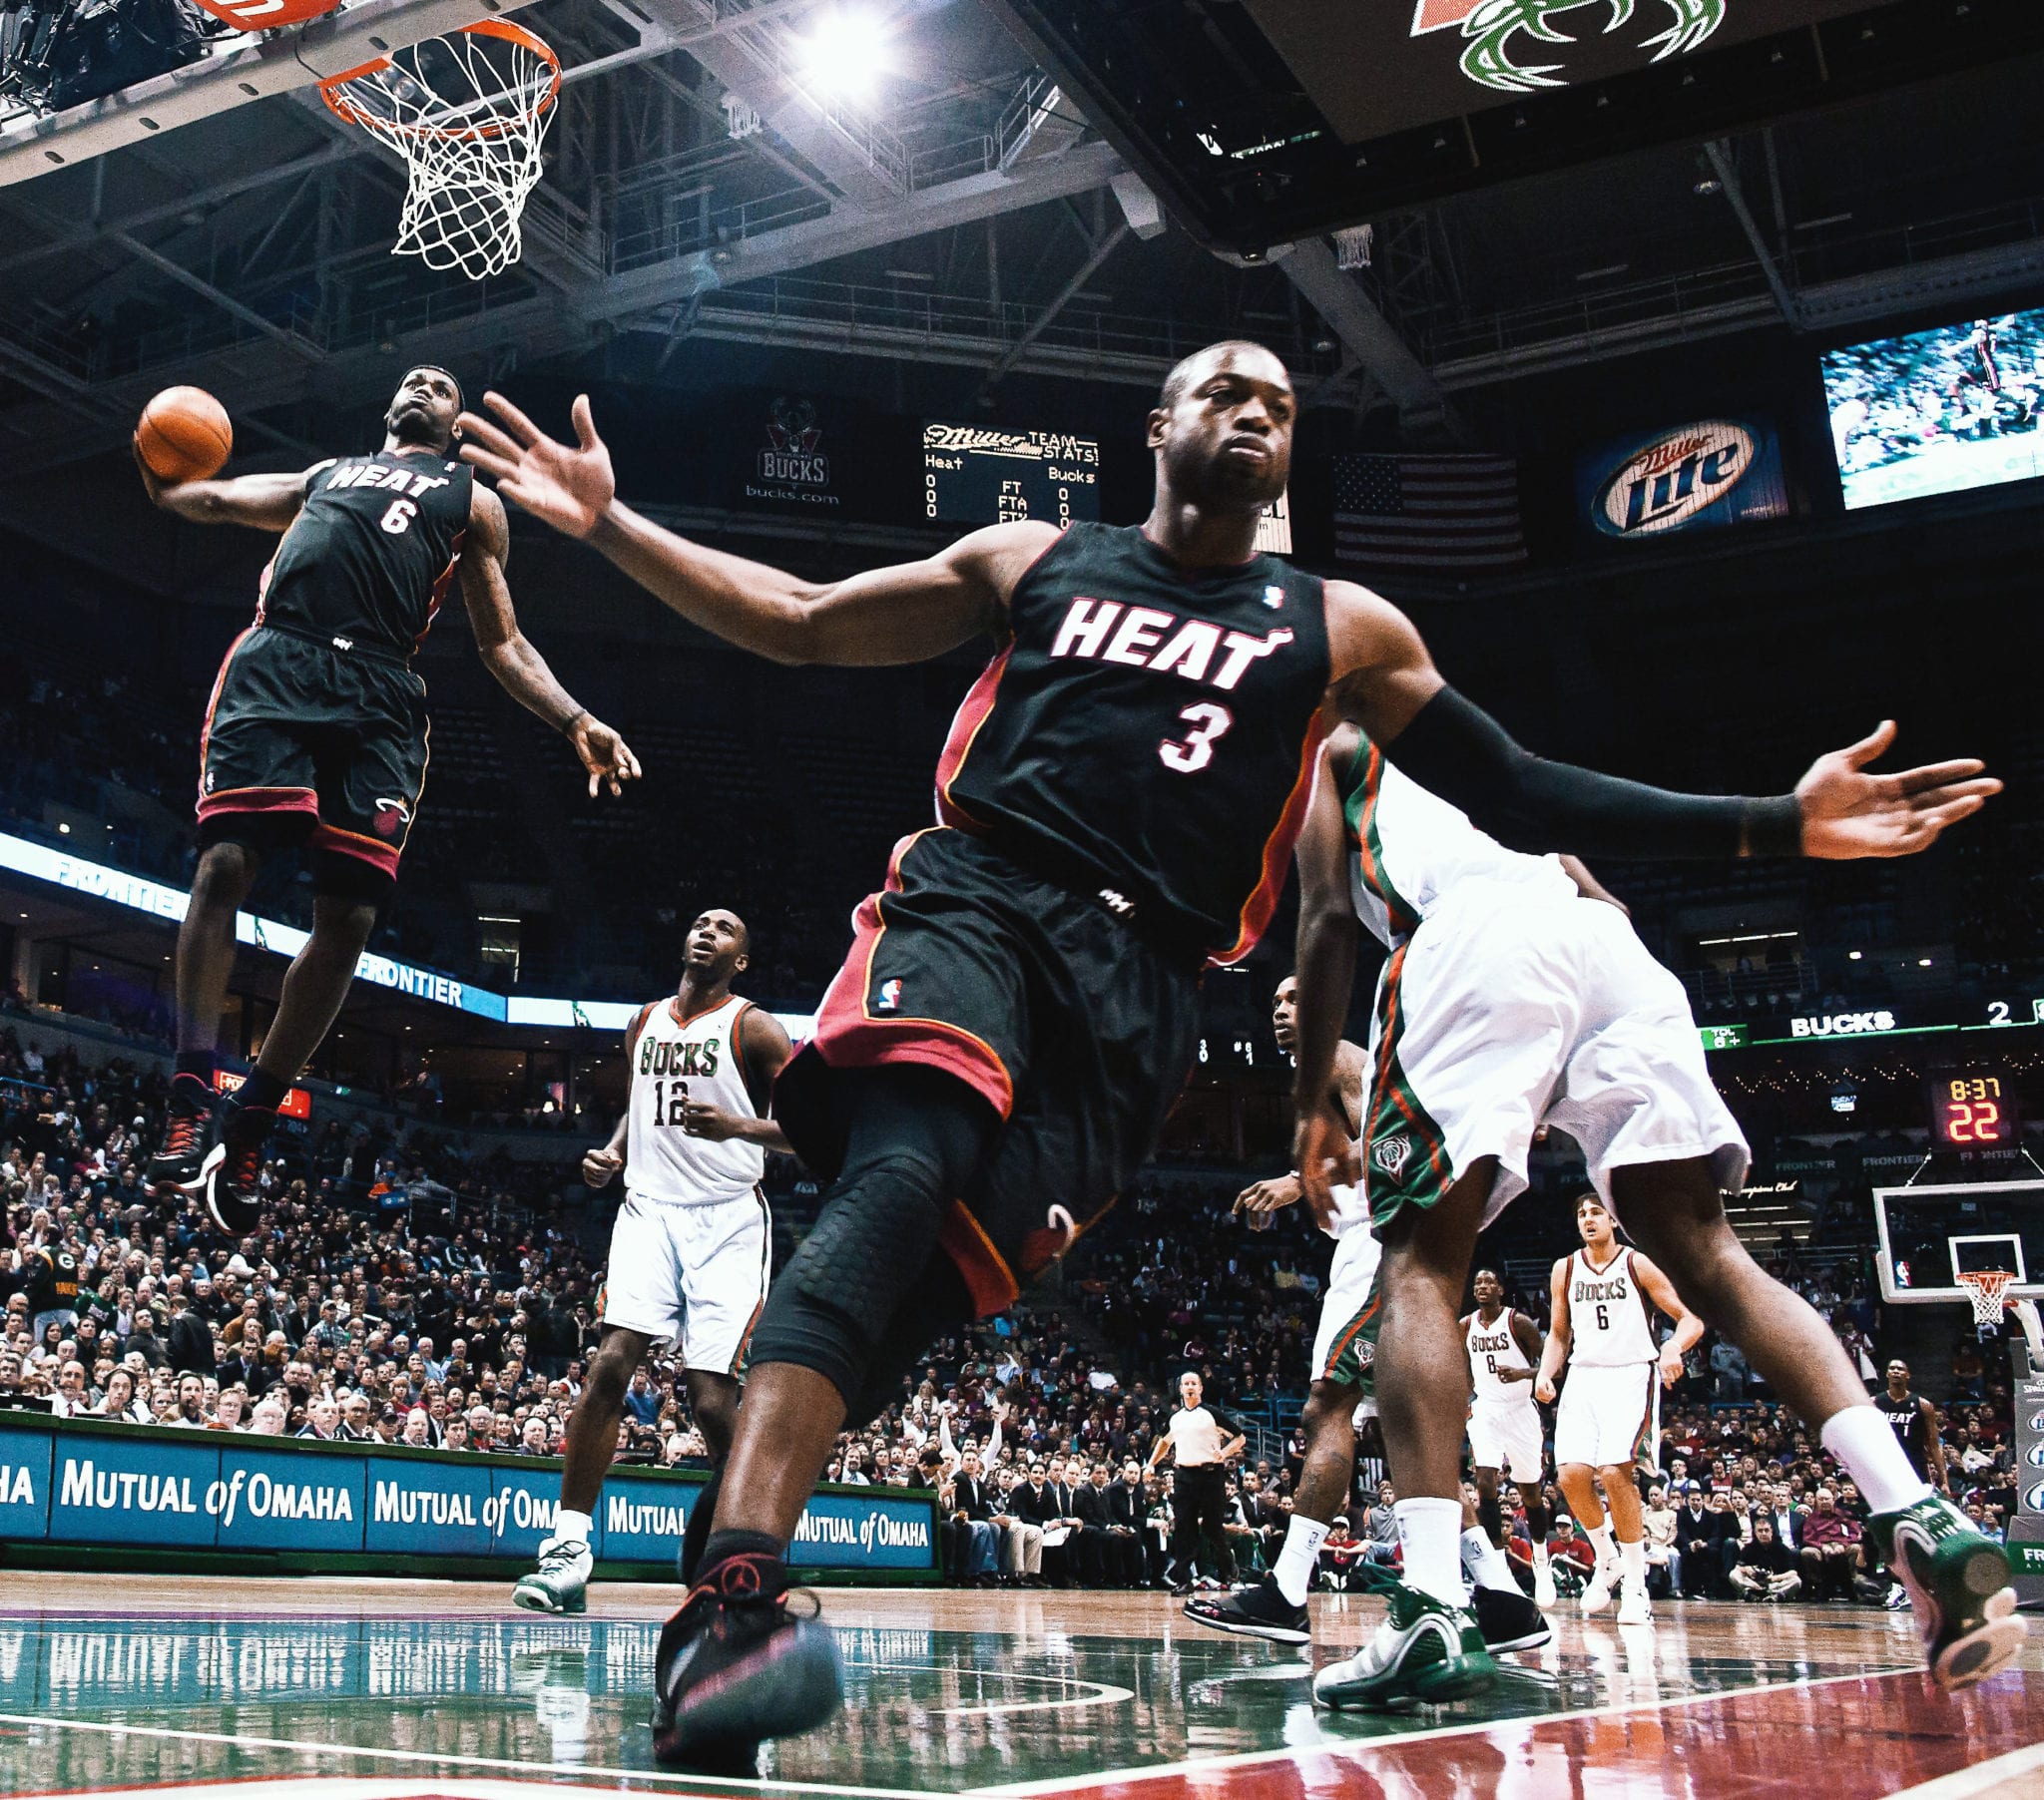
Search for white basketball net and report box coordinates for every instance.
[322,22,559,281]
[1957,1269,2015,1329]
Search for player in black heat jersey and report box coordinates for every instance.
[464,345,1996,1758]
[137,366,638,1231]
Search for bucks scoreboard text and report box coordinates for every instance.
[923,422,1101,527]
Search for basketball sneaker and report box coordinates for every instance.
[200,1102,274,1235]
[1183,1575,1310,1644]
[1531,1548,1558,1610]
[1471,1583,1552,1653]
[1311,1579,1496,1712]
[1869,1493,2027,1692]
[148,1072,216,1192]
[1615,1583,1652,1627]
[1579,1556,1619,1615]
[650,1550,843,1763]
[514,1536,592,1614]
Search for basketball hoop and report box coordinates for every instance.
[1957,1268,2016,1330]
[320,20,560,281]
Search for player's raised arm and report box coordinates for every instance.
[456,482,641,799]
[1321,581,1998,861]
[459,391,1051,667]
[135,444,313,532]
[1291,727,1363,1220]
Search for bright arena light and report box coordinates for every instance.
[795,8,891,100]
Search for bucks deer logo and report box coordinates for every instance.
[1413,0,1728,95]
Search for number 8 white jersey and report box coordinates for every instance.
[1467,1310,1533,1404]
[626,994,766,1205]
[1566,1247,1657,1367]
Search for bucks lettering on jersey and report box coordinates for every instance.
[934,521,1330,965]
[258,450,474,658]
[1468,1310,1534,1404]
[1568,1247,1657,1367]
[1338,732,1575,950]
[626,994,766,1204]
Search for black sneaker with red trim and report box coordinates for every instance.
[650,1551,843,1764]
[148,1073,217,1192]
[200,1102,275,1234]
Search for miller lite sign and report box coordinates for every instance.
[1578,416,1788,541]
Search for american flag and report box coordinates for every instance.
[1331,453,1526,571]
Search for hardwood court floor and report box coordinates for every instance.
[0,1574,2036,1798]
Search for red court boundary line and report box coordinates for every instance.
[968,1665,2033,1798]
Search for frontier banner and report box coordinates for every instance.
[0,1413,938,1579]
[1577,417,1789,541]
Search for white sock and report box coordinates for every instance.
[1820,1404,1935,1516]
[1395,1498,1465,1608]
[1584,1522,1616,1568]
[1461,1526,1515,1593]
[1273,1514,1329,1606]
[554,1508,593,1546]
[1532,1543,1552,1572]
[1620,1538,1646,1593]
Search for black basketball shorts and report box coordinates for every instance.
[196,624,428,894]
[771,825,1204,1316]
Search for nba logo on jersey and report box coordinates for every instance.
[1262,584,1285,609]
[1371,1133,1411,1177]
[876,978,903,1013]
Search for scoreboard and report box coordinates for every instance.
[1927,1068,2022,1147]
[922,422,1101,527]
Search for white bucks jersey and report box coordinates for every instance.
[1567,1248,1657,1367]
[626,994,765,1204]
[1341,737,1578,950]
[1467,1311,1533,1404]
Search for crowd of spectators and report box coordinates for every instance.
[0,1018,2028,1604]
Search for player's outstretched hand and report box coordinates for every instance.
[1292,1111,1358,1230]
[131,437,164,504]
[567,712,642,799]
[582,1145,622,1188]
[1795,720,2000,859]
[1234,1175,1302,1216]
[459,392,615,539]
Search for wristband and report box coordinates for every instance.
[1740,795,1803,858]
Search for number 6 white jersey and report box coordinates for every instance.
[1566,1247,1657,1367]
[626,994,767,1205]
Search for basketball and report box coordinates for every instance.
[136,385,233,483]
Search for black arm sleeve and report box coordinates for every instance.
[1382,685,1803,860]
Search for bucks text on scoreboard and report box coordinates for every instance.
[923,422,1101,527]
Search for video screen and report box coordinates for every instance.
[1823,310,2044,510]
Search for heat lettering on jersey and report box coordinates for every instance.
[325,463,452,499]
[1048,597,1293,692]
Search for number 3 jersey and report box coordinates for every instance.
[625,994,767,1204]
[258,450,473,659]
[935,521,1330,966]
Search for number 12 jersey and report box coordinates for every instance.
[625,994,766,1204]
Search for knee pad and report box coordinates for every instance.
[199,810,314,857]
[747,1150,950,1402]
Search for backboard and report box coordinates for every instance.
[1872,1178,2044,1304]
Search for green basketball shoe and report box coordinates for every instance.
[1869,1493,2026,1692]
[1310,1578,1497,1711]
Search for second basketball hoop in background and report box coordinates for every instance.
[320,20,560,281]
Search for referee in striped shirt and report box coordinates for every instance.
[1148,1371,1247,1590]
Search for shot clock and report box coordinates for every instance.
[1926,1069,2021,1147]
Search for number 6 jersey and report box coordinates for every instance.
[625,994,767,1205]
[934,521,1330,966]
